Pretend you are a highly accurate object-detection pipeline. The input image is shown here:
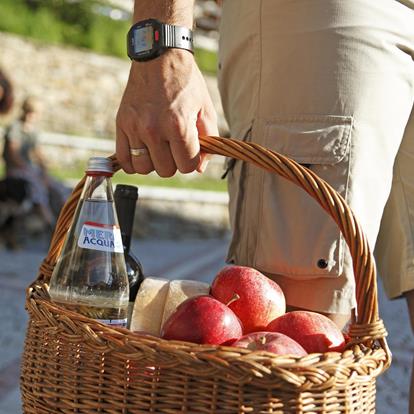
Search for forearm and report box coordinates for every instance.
[133,0,195,27]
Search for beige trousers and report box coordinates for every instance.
[218,0,414,313]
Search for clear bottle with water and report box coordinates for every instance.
[48,157,129,328]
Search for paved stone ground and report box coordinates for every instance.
[0,236,412,413]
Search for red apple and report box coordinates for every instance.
[267,311,345,353]
[233,331,307,356]
[211,265,286,333]
[161,295,243,345]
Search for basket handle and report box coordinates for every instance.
[36,135,388,345]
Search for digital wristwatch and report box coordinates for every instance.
[127,19,194,62]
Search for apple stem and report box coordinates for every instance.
[226,293,240,307]
[260,336,266,345]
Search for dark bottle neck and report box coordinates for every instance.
[114,185,138,254]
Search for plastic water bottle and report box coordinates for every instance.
[48,157,129,328]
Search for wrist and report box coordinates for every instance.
[133,1,194,28]
[131,48,195,72]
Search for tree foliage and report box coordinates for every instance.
[0,0,129,57]
[0,0,218,73]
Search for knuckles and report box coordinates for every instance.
[170,114,188,138]
[122,165,137,175]
[142,122,161,146]
[177,160,198,174]
[116,153,135,174]
[134,165,154,175]
[131,157,155,175]
[157,167,177,178]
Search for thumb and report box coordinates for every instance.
[196,109,219,173]
[197,152,213,173]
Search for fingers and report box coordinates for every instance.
[117,108,218,177]
[117,107,155,175]
[124,111,200,177]
[130,140,155,175]
[144,139,176,177]
[127,115,177,177]
[168,112,200,174]
[116,124,134,174]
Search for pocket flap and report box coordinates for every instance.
[264,115,353,165]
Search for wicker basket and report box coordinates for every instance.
[21,136,391,413]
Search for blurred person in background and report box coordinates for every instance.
[2,96,66,236]
[0,68,28,250]
[116,1,414,411]
[0,68,14,115]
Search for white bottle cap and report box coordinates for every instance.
[86,157,113,174]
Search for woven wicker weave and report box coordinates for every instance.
[21,136,391,413]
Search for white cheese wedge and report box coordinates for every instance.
[161,280,210,328]
[130,277,170,336]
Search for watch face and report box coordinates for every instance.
[134,26,154,53]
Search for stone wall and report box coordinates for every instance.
[0,32,227,138]
[0,33,128,137]
[135,187,230,239]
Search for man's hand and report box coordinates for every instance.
[116,48,219,177]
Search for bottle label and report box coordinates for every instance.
[78,221,124,253]
[96,318,128,328]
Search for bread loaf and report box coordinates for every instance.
[130,277,169,335]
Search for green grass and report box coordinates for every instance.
[50,165,227,192]
[0,0,217,74]
[0,161,227,191]
[114,172,227,192]
[194,48,218,75]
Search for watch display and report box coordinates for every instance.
[134,26,154,54]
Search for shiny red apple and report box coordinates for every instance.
[211,265,286,333]
[233,331,307,356]
[267,311,346,353]
[161,295,243,345]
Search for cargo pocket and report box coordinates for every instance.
[254,115,353,279]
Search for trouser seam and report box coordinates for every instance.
[396,158,414,267]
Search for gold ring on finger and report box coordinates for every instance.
[130,147,149,157]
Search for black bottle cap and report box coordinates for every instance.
[114,184,138,200]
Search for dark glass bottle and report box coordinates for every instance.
[114,184,145,327]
